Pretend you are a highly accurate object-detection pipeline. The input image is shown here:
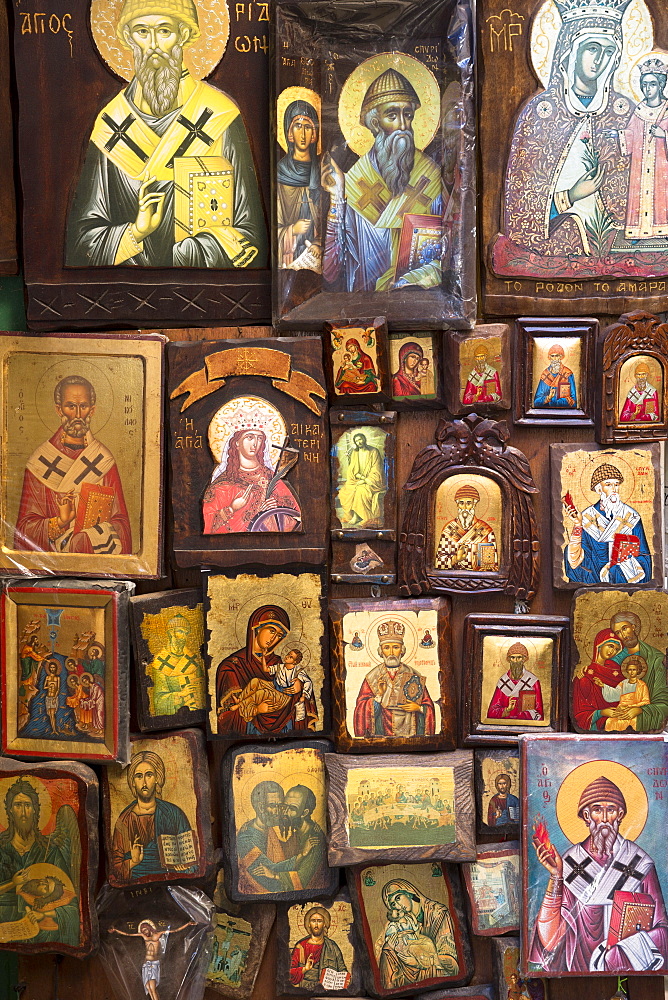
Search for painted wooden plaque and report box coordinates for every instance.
[273,0,477,329]
[0,756,99,957]
[330,411,397,586]
[347,861,474,997]
[570,587,668,734]
[0,332,164,578]
[325,318,390,403]
[521,734,668,977]
[14,0,271,329]
[515,317,597,426]
[168,336,328,567]
[492,936,546,1000]
[1,579,131,764]
[389,330,445,409]
[399,413,540,600]
[102,728,214,889]
[329,597,455,753]
[480,0,668,317]
[222,740,338,904]
[462,841,521,936]
[325,750,475,867]
[550,442,664,589]
[277,889,363,996]
[462,614,570,746]
[206,868,275,999]
[446,324,512,414]
[129,588,206,732]
[205,569,327,739]
[0,0,16,276]
[597,310,668,443]
[475,748,521,836]
[97,882,214,1000]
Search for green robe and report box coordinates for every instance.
[613,639,668,732]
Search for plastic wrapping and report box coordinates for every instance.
[97,882,214,1000]
[273,0,477,330]
[0,577,132,764]
[0,331,165,579]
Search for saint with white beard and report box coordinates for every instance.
[434,484,498,572]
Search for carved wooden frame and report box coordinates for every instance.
[514,316,597,427]
[597,310,668,444]
[461,614,570,747]
[399,413,539,599]
[328,596,455,753]
[324,750,475,867]
[346,861,474,998]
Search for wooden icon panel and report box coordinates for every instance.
[168,337,328,568]
[515,317,597,427]
[329,596,455,753]
[325,318,391,404]
[206,868,275,999]
[474,748,521,837]
[389,330,445,409]
[461,841,520,936]
[445,324,512,414]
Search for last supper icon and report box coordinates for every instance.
[202,396,302,535]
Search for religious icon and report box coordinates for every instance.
[102,729,214,888]
[550,442,664,589]
[388,331,443,408]
[447,325,512,413]
[480,0,668,316]
[97,882,214,1000]
[205,571,326,739]
[1,579,131,763]
[206,868,275,999]
[332,424,389,530]
[492,937,546,1000]
[130,589,206,732]
[0,757,99,957]
[329,597,455,752]
[347,861,474,997]
[0,332,164,578]
[462,842,521,936]
[325,318,389,402]
[168,337,327,568]
[475,749,521,836]
[400,414,539,599]
[570,587,668,734]
[14,0,272,327]
[434,476,501,573]
[462,615,570,746]
[325,751,474,866]
[522,734,668,976]
[278,891,363,995]
[222,740,338,903]
[515,317,596,426]
[597,311,668,443]
[273,0,476,327]
[276,88,322,273]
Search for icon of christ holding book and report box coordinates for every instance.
[14,375,132,555]
[562,464,651,585]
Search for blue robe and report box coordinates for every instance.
[564,501,651,585]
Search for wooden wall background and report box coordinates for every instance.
[16,325,667,1000]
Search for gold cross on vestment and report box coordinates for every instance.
[615,510,638,534]
[357,180,387,213]
[398,175,433,216]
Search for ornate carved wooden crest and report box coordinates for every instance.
[399,413,539,600]
[597,310,668,444]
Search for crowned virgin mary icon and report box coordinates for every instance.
[202,395,302,534]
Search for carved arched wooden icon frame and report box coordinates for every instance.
[597,310,668,444]
[399,413,539,600]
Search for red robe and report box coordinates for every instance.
[202,467,300,534]
[335,341,379,394]
[392,371,420,396]
[14,430,131,553]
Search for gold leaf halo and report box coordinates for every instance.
[35,357,114,436]
[362,611,418,664]
[555,759,648,844]
[207,395,286,467]
[627,48,668,103]
[234,756,326,831]
[338,52,440,157]
[90,0,230,82]
[0,775,52,833]
[276,86,322,154]
[530,0,653,95]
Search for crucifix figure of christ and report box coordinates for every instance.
[109,918,195,1000]
[322,66,444,292]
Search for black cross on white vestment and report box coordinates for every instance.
[565,855,594,885]
[608,854,644,899]
[102,113,149,163]
[73,453,105,485]
[166,109,215,167]
[38,454,66,480]
[498,674,530,695]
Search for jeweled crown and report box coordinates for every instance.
[555,0,632,23]
[378,620,405,640]
[640,57,668,76]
